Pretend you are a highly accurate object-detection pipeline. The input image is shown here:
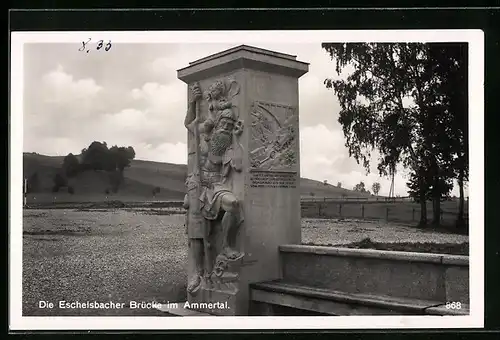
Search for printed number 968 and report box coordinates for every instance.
[445,302,462,310]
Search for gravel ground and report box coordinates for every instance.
[301,218,469,245]
[21,209,468,316]
[22,208,187,316]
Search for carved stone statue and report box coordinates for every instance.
[183,78,245,295]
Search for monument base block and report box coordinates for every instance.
[177,45,308,316]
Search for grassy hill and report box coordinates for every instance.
[22,153,373,203]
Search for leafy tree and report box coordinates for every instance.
[322,42,466,227]
[152,187,161,196]
[414,43,467,227]
[429,43,468,229]
[78,142,136,192]
[323,180,328,186]
[27,172,40,193]
[372,182,381,196]
[407,164,433,226]
[337,182,342,188]
[322,43,424,176]
[109,145,136,174]
[52,173,67,192]
[322,42,429,224]
[353,181,367,193]
[62,153,80,177]
[81,141,112,171]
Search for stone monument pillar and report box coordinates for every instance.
[178,45,308,315]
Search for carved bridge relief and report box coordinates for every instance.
[249,101,298,171]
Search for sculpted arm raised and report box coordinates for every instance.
[185,84,215,136]
[184,83,201,132]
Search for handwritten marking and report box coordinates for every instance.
[78,38,91,52]
[79,38,112,53]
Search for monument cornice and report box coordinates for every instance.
[177,45,309,83]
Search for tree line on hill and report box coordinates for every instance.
[322,42,468,229]
[26,142,136,194]
[327,181,381,196]
[310,181,382,199]
[352,181,381,196]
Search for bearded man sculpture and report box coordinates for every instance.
[184,80,244,294]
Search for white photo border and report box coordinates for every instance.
[9,29,484,330]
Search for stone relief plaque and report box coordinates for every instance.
[249,101,298,171]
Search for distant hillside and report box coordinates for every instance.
[22,153,373,202]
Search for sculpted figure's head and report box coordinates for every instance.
[210,109,236,156]
[205,80,225,101]
[215,109,236,133]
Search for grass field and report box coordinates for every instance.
[23,153,468,229]
[23,153,373,204]
[22,208,187,316]
[301,199,469,230]
[21,207,469,316]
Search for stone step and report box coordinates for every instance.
[278,245,469,303]
[250,281,470,316]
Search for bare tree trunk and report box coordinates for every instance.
[431,164,441,228]
[419,198,427,227]
[418,173,428,227]
[418,168,428,228]
[456,169,466,229]
[432,195,441,227]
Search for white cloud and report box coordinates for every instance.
[128,81,187,144]
[131,82,184,110]
[25,137,83,157]
[24,65,106,144]
[147,56,184,80]
[135,142,187,165]
[41,65,102,104]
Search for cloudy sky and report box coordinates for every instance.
[23,42,464,197]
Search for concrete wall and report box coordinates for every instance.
[279,245,469,304]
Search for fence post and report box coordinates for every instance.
[412,208,415,221]
[318,202,322,217]
[386,207,389,221]
[23,178,27,207]
[339,203,342,218]
[440,210,443,223]
[361,204,365,219]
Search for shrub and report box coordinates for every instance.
[53,173,67,188]
[152,187,161,196]
[62,153,80,177]
[68,186,75,194]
